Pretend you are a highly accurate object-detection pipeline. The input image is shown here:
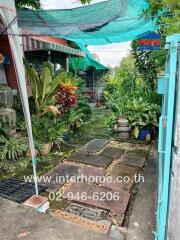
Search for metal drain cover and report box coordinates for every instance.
[0,179,46,203]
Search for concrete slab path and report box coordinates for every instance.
[0,198,109,240]
[126,148,157,240]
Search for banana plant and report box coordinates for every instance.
[24,60,61,112]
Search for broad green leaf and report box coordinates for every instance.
[40,67,52,102]
[146,133,151,142]
[134,127,139,139]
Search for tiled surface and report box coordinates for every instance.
[67,152,113,168]
[110,163,139,181]
[63,182,130,214]
[80,138,109,153]
[100,147,125,160]
[40,163,80,192]
[119,155,145,168]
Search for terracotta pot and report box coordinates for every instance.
[40,143,52,156]
[26,149,38,158]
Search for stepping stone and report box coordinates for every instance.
[120,154,145,168]
[80,138,109,153]
[67,152,113,168]
[125,149,148,158]
[63,182,130,214]
[100,147,125,160]
[78,166,106,184]
[110,163,139,181]
[40,163,80,192]
[102,180,133,192]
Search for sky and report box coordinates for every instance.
[41,0,131,67]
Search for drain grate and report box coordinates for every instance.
[0,179,46,203]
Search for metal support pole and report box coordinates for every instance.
[92,67,95,102]
[66,55,69,72]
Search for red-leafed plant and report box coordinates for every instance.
[56,81,78,113]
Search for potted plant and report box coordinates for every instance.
[125,97,160,141]
[138,103,160,140]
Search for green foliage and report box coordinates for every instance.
[104,54,160,116]
[0,136,28,160]
[31,115,67,145]
[80,0,92,4]
[0,121,9,138]
[76,97,92,119]
[131,41,167,91]
[104,55,135,117]
[104,55,140,95]
[15,0,41,9]
[125,97,160,128]
[67,108,86,130]
[145,0,180,36]
[15,0,92,9]
[131,0,180,91]
[75,80,92,120]
[104,91,127,116]
[104,54,160,133]
[24,61,60,112]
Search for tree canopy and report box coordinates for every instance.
[15,0,41,9]
[15,0,92,9]
[131,0,180,91]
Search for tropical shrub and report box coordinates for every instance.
[66,108,86,130]
[24,61,61,112]
[31,115,67,146]
[104,91,127,116]
[104,53,161,138]
[125,97,160,138]
[56,81,78,113]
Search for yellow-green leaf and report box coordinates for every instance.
[134,127,139,139]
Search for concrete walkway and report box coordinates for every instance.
[0,198,109,240]
[126,148,157,240]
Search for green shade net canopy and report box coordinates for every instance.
[17,0,156,45]
[69,44,108,71]
[17,0,157,70]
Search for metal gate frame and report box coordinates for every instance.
[157,34,180,240]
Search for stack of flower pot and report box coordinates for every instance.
[0,87,16,135]
[114,116,131,139]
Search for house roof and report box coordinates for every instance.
[22,36,85,57]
